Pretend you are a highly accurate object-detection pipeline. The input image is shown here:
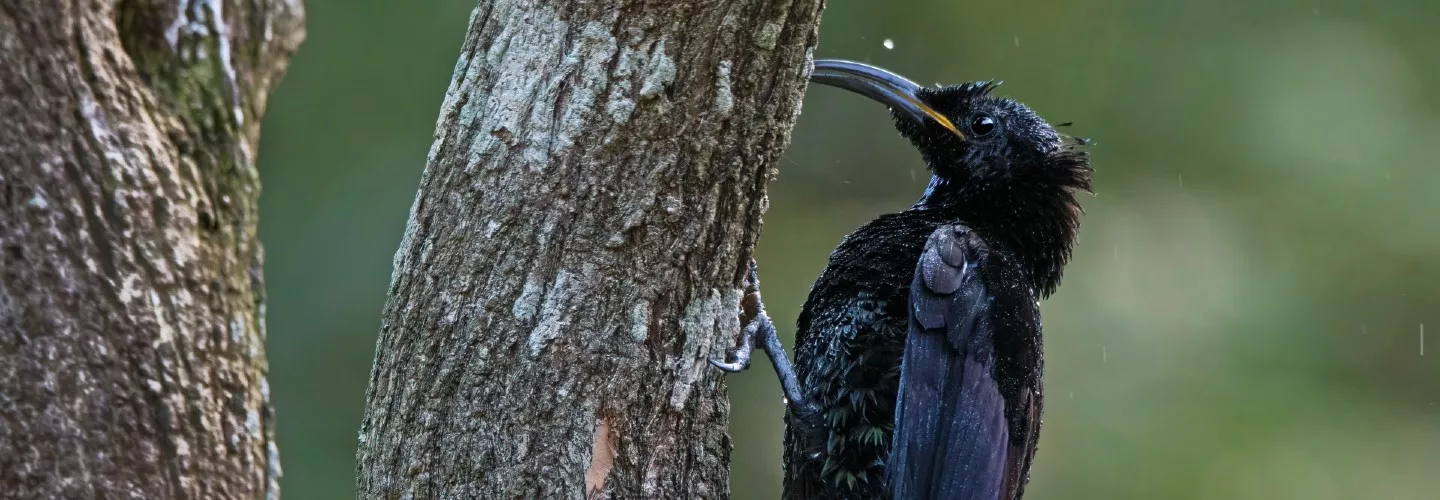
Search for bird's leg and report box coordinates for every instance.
[710,260,813,412]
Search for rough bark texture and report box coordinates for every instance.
[355,0,825,498]
[0,1,303,498]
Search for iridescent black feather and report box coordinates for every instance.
[781,80,1091,500]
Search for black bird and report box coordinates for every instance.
[713,60,1092,500]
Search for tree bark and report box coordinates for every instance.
[355,0,824,498]
[0,1,303,498]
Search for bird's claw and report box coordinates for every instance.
[707,357,749,373]
[709,320,759,372]
[711,260,813,411]
[710,308,771,372]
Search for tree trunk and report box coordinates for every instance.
[355,0,824,498]
[0,1,303,498]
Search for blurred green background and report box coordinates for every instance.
[257,0,1440,498]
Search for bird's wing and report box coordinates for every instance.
[888,224,1037,500]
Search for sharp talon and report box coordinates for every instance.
[709,349,753,373]
[709,358,748,372]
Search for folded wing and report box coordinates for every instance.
[888,224,1019,500]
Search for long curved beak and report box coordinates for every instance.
[810,59,964,139]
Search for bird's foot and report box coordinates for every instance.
[708,312,761,373]
[710,261,815,413]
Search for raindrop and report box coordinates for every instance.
[882,39,895,50]
[1013,35,1020,48]
[1102,345,1108,363]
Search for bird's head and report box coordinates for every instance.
[809,60,1094,294]
[810,60,1092,203]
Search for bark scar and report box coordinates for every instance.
[585,417,619,498]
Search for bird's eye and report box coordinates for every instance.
[969,115,997,137]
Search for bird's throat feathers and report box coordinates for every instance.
[915,143,1091,297]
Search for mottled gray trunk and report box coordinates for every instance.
[0,1,303,498]
[355,0,824,498]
